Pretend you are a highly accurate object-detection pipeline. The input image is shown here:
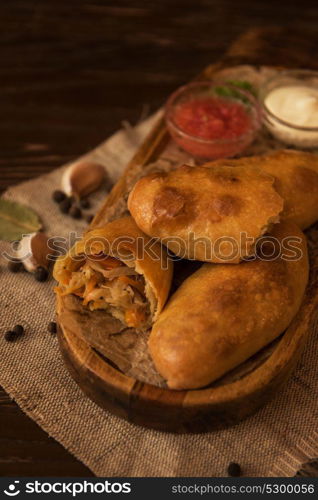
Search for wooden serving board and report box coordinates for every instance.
[57,34,318,432]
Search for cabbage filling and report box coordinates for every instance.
[55,254,150,329]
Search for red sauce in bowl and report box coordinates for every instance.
[173,97,252,141]
[165,83,260,159]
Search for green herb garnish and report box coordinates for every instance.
[214,80,257,104]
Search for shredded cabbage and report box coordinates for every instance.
[56,254,149,329]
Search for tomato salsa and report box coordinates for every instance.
[173,97,252,141]
[165,83,260,159]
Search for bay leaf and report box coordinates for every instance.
[0,198,42,241]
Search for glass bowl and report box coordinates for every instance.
[165,81,261,160]
[259,70,318,148]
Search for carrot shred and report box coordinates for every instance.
[125,308,146,327]
[82,276,99,305]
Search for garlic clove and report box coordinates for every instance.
[61,161,105,198]
[16,232,54,272]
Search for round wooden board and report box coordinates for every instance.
[57,270,317,432]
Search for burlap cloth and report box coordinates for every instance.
[1,106,318,477]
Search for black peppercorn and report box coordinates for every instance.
[13,324,24,336]
[86,214,94,224]
[8,259,23,273]
[69,206,82,219]
[34,266,49,282]
[52,190,66,203]
[80,198,91,209]
[227,462,241,477]
[48,321,57,334]
[4,330,17,342]
[59,197,72,214]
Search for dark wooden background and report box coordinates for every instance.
[1,0,318,477]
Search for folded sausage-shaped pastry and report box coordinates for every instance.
[128,165,284,263]
[204,149,318,230]
[149,221,308,389]
[53,216,173,332]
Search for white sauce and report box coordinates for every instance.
[264,85,318,147]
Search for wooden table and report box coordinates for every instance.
[1,0,318,477]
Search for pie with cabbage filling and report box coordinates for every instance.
[55,254,150,329]
[53,216,173,332]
